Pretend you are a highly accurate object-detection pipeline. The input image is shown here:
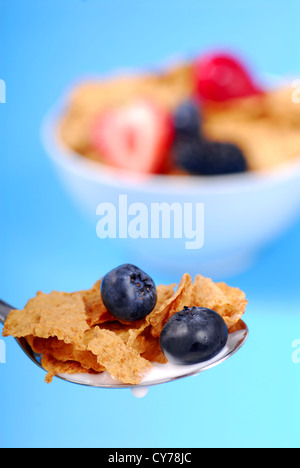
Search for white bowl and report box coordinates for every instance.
[41,101,300,279]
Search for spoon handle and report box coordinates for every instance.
[0,300,14,325]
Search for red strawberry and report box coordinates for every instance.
[194,52,264,103]
[91,99,174,174]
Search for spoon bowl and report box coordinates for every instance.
[0,299,248,390]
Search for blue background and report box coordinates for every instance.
[1,0,300,448]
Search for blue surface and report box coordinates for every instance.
[1,0,300,448]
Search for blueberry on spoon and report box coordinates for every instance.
[160,307,228,365]
[101,264,157,322]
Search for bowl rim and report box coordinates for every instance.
[41,97,300,195]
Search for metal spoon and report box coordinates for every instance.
[0,299,45,370]
[0,299,249,391]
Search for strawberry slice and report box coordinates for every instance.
[91,100,174,174]
[194,52,264,103]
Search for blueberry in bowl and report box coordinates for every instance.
[160,306,228,365]
[173,139,248,176]
[101,264,157,322]
[173,100,202,139]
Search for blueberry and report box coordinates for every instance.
[198,141,248,175]
[160,307,228,365]
[173,139,248,175]
[101,264,157,322]
[173,100,202,139]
